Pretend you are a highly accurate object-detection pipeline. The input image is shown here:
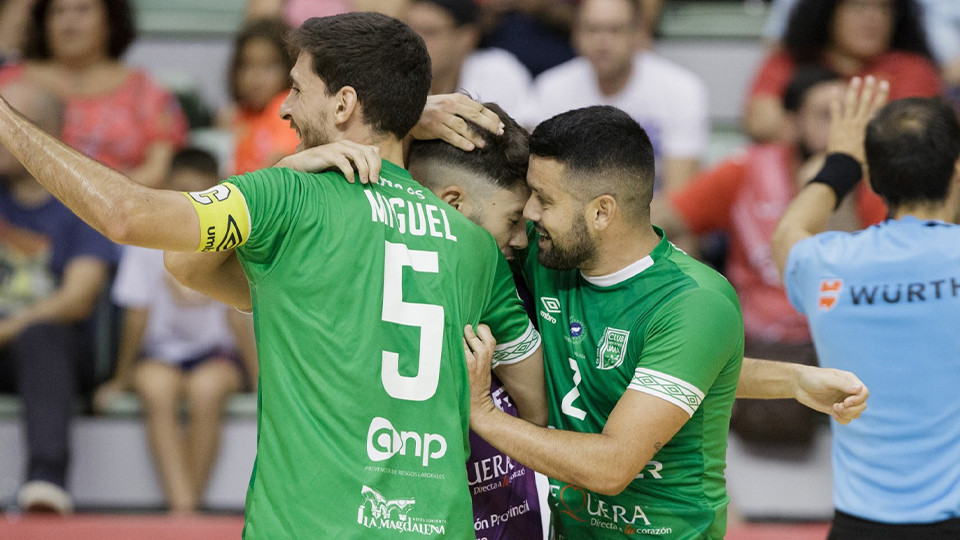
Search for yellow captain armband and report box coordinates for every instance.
[183,182,252,252]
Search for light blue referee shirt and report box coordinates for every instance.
[785,216,960,524]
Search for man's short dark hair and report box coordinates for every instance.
[289,13,432,140]
[171,147,220,177]
[783,65,842,113]
[412,0,478,26]
[408,102,528,190]
[530,105,655,221]
[865,97,960,208]
[25,0,136,60]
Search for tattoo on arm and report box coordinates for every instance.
[654,442,663,452]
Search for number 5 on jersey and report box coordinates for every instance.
[381,241,444,402]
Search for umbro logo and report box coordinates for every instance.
[541,297,561,314]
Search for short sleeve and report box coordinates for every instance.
[626,289,743,417]
[669,158,746,234]
[227,168,309,275]
[481,248,541,368]
[112,246,163,307]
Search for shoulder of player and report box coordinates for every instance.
[652,253,741,313]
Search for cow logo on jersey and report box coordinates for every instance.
[596,327,630,370]
[818,279,843,311]
[357,485,447,535]
[366,417,447,467]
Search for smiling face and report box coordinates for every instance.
[522,156,597,270]
[279,52,335,151]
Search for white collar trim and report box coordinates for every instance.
[581,256,654,287]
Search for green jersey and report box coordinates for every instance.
[521,225,743,539]
[229,161,540,539]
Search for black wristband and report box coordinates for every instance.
[808,153,863,208]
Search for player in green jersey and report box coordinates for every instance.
[0,13,543,539]
[462,105,861,539]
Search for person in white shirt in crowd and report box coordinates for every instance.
[403,0,532,116]
[520,0,707,192]
[93,148,258,514]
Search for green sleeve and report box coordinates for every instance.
[627,289,743,417]
[481,246,541,368]
[226,168,315,279]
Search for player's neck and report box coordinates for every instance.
[892,201,958,224]
[339,127,405,168]
[580,222,660,277]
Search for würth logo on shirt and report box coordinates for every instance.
[818,279,843,311]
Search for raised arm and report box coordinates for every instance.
[0,96,200,251]
[771,76,889,275]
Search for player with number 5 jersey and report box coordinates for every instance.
[227,158,538,538]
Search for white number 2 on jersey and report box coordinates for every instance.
[381,241,445,401]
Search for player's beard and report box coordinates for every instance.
[537,217,596,270]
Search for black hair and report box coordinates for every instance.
[782,0,932,64]
[229,18,294,103]
[411,0,478,26]
[408,101,528,190]
[24,0,136,60]
[170,147,220,177]
[289,13,432,139]
[530,105,654,221]
[783,65,843,112]
[865,97,960,208]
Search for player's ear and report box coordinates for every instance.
[588,194,617,232]
[333,86,359,127]
[438,185,466,210]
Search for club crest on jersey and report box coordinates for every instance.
[818,279,843,311]
[596,327,629,370]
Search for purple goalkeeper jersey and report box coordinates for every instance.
[467,374,543,540]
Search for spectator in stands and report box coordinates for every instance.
[403,0,531,115]
[653,66,880,447]
[245,0,411,26]
[0,0,187,187]
[0,0,33,66]
[773,76,960,539]
[520,0,707,191]
[746,0,940,143]
[217,18,298,175]
[93,149,257,514]
[0,81,115,515]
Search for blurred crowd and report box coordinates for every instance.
[0,0,957,515]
